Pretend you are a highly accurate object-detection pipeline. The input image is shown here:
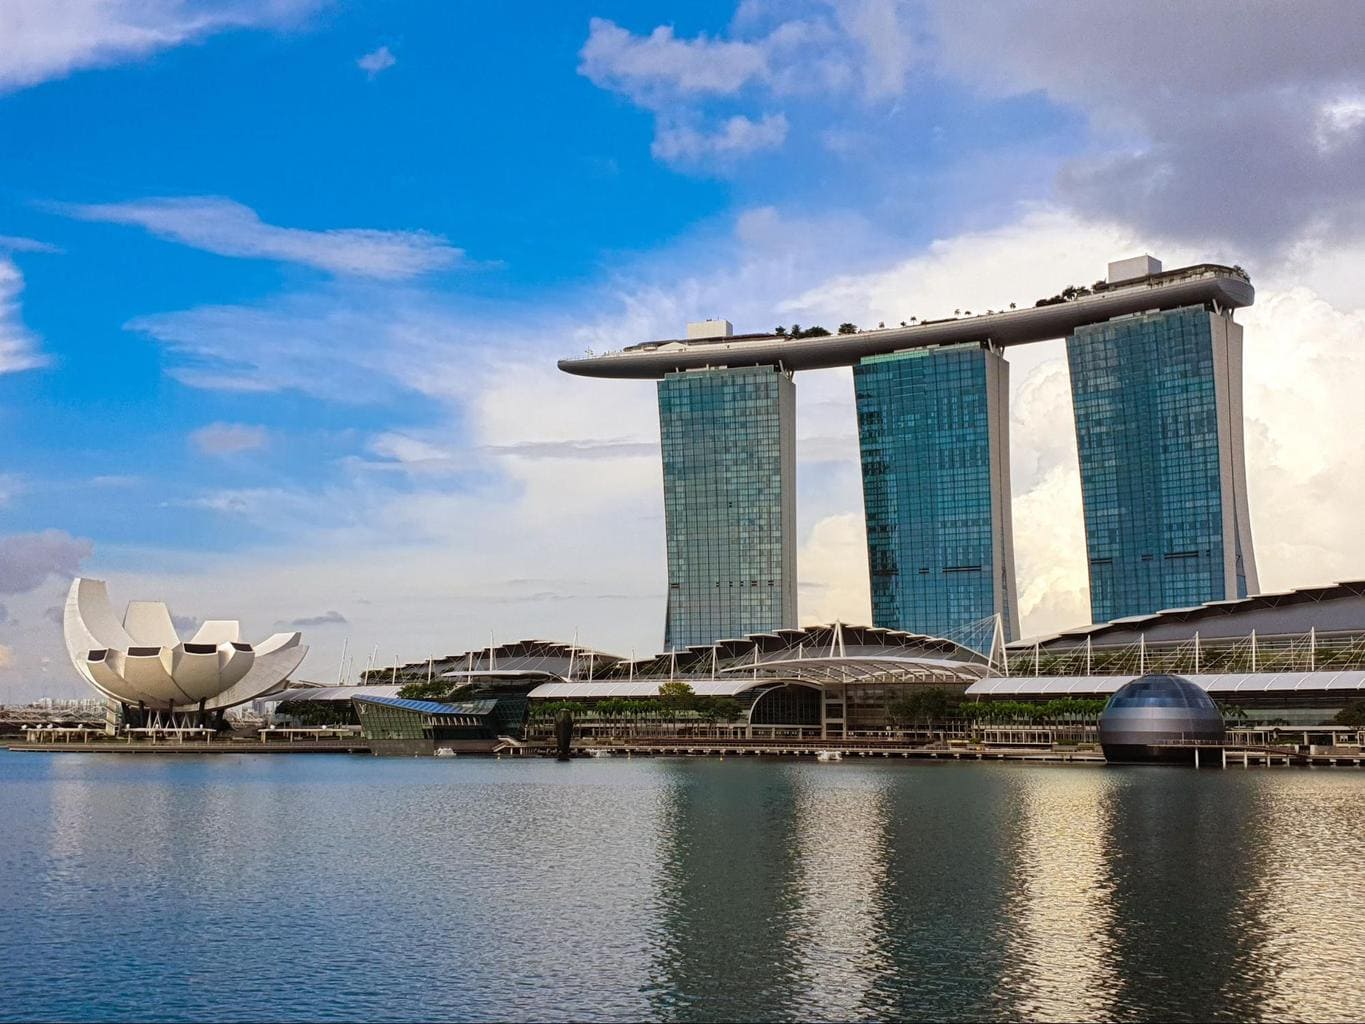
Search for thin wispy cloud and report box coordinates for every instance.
[0,257,46,375]
[0,0,324,94]
[61,196,463,279]
[189,422,269,456]
[357,45,396,78]
[652,113,788,164]
[0,235,61,254]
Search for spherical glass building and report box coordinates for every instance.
[1099,674,1225,764]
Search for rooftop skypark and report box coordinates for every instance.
[558,261,1253,378]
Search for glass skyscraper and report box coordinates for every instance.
[1068,305,1258,623]
[658,365,797,649]
[854,343,1020,642]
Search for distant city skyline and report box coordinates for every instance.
[3,1,1365,700]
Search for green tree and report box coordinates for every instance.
[837,322,858,335]
[397,680,452,700]
[657,680,695,715]
[1335,700,1365,727]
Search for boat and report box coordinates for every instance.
[587,749,615,758]
[816,750,842,762]
[434,747,457,758]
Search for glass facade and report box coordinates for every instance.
[658,366,796,649]
[854,343,1019,641]
[1068,306,1257,623]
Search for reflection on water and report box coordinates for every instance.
[998,771,1119,1020]
[4,752,1365,1022]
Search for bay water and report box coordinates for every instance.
[3,750,1364,1022]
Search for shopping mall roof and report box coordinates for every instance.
[528,679,770,699]
[966,671,1365,699]
[1014,580,1365,649]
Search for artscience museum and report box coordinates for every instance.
[62,577,308,732]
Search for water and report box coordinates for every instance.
[3,751,1365,1022]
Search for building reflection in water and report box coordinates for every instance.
[786,764,894,1017]
[1235,775,1365,1021]
[994,768,1119,1020]
[644,759,813,1020]
[1095,769,1273,1021]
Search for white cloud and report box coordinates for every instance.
[357,45,395,78]
[64,196,462,279]
[1239,287,1365,590]
[0,257,46,375]
[832,0,916,98]
[0,235,62,254]
[0,644,13,670]
[0,0,323,94]
[579,18,767,104]
[189,422,269,456]
[798,512,870,624]
[652,113,788,163]
[579,6,915,165]
[1315,96,1365,154]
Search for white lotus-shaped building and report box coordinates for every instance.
[63,578,308,717]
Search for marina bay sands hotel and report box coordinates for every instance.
[559,257,1258,649]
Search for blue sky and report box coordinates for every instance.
[3,0,1365,698]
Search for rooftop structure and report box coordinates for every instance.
[559,264,1252,379]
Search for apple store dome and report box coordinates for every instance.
[1099,674,1226,764]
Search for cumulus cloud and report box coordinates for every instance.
[0,530,93,594]
[356,45,395,77]
[189,421,268,456]
[0,257,46,374]
[0,0,323,94]
[578,18,768,104]
[652,113,788,163]
[797,512,871,624]
[927,0,1365,251]
[580,4,914,165]
[63,196,462,279]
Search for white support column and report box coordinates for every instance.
[1251,630,1257,673]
